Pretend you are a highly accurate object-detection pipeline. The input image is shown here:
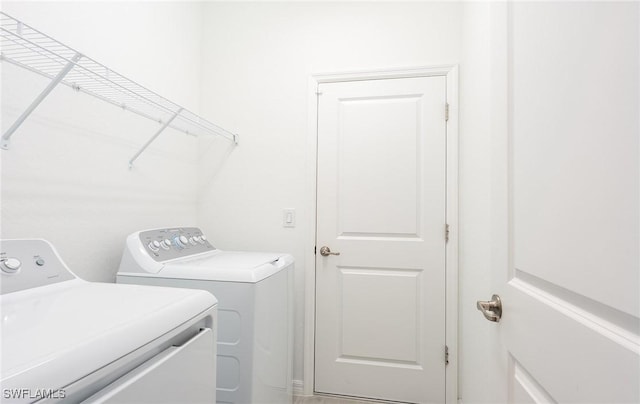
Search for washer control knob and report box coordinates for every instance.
[2,258,22,274]
[188,237,198,245]
[174,236,188,248]
[161,239,172,250]
[193,236,202,243]
[148,240,161,252]
[200,235,207,242]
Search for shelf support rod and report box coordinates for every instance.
[128,109,182,169]
[1,52,82,150]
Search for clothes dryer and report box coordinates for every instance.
[116,227,293,404]
[1,239,217,404]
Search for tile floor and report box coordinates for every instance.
[294,395,386,404]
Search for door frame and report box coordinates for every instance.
[303,65,459,402]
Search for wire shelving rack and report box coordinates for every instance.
[0,12,237,167]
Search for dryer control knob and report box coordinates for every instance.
[200,235,207,242]
[174,236,188,248]
[2,258,22,274]
[148,241,161,252]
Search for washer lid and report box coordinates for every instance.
[1,279,216,397]
[160,251,294,283]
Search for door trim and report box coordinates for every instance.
[303,65,459,403]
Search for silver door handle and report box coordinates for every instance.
[476,294,502,322]
[319,246,340,256]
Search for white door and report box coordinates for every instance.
[315,76,448,403]
[481,3,640,403]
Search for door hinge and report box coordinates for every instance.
[445,103,449,122]
[445,345,449,365]
[445,224,450,243]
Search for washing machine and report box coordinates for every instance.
[116,227,294,404]
[1,238,218,404]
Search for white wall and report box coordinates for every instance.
[1,1,204,282]
[197,1,463,387]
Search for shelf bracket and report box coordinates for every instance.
[128,109,183,169]
[2,52,82,150]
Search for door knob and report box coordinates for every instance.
[476,294,502,322]
[319,246,340,256]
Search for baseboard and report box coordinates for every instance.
[293,379,307,396]
[294,380,460,402]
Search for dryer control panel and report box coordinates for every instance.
[0,239,76,294]
[138,227,215,262]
